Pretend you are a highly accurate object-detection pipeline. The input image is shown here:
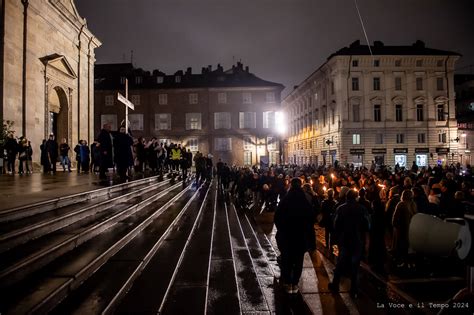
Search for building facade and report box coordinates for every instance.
[1,0,100,163]
[283,40,461,168]
[455,74,474,166]
[94,62,284,166]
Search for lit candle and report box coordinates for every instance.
[323,186,327,192]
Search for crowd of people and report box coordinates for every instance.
[219,162,473,297]
[3,123,204,182]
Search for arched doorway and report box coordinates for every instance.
[48,87,69,144]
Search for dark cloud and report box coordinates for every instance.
[76,0,474,95]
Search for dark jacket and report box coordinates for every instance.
[274,187,315,253]
[333,199,370,255]
[113,132,133,168]
[97,129,113,167]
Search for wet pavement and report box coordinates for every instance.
[1,173,472,314]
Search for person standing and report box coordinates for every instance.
[17,137,27,175]
[59,138,72,172]
[5,133,18,174]
[114,126,133,182]
[392,189,417,268]
[40,139,50,173]
[90,139,100,173]
[97,123,113,180]
[46,134,59,173]
[80,140,91,174]
[320,188,337,251]
[328,190,370,298]
[25,140,33,174]
[274,177,315,294]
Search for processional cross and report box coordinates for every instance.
[117,79,135,131]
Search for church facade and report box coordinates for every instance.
[1,0,100,164]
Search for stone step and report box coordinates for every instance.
[50,182,210,315]
[0,182,193,315]
[0,174,162,223]
[0,178,171,253]
[0,180,184,289]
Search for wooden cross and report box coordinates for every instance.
[117,78,135,131]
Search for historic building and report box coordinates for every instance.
[94,62,284,166]
[283,40,461,168]
[455,74,474,166]
[1,0,100,163]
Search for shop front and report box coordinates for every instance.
[436,147,450,166]
[394,148,408,168]
[415,148,429,167]
[329,149,337,166]
[372,148,386,167]
[321,150,327,166]
[350,148,365,168]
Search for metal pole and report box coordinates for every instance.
[125,79,128,131]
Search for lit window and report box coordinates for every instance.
[243,136,254,150]
[263,111,275,129]
[158,94,167,105]
[239,112,257,129]
[175,76,181,83]
[187,138,198,151]
[129,114,144,131]
[189,93,198,104]
[353,134,361,145]
[439,133,447,143]
[157,76,164,84]
[214,112,231,129]
[185,113,202,130]
[155,113,171,130]
[266,92,275,103]
[135,76,142,85]
[215,138,232,151]
[244,151,252,165]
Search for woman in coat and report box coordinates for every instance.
[392,189,417,267]
[275,177,315,294]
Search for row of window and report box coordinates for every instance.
[290,103,446,135]
[290,132,448,152]
[100,111,277,131]
[105,92,276,106]
[350,132,446,144]
[350,76,444,92]
[351,59,444,68]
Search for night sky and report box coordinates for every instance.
[76,0,474,96]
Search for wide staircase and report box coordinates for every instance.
[0,175,315,315]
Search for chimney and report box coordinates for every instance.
[350,40,360,47]
[208,65,212,72]
[201,67,206,74]
[245,66,249,73]
[413,40,426,48]
[186,67,192,75]
[217,63,223,72]
[373,40,384,47]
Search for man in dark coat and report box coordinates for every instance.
[5,133,18,174]
[97,123,113,180]
[329,189,370,298]
[113,126,133,182]
[274,177,315,294]
[46,134,58,173]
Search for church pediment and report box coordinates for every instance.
[49,0,85,25]
[41,54,77,79]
